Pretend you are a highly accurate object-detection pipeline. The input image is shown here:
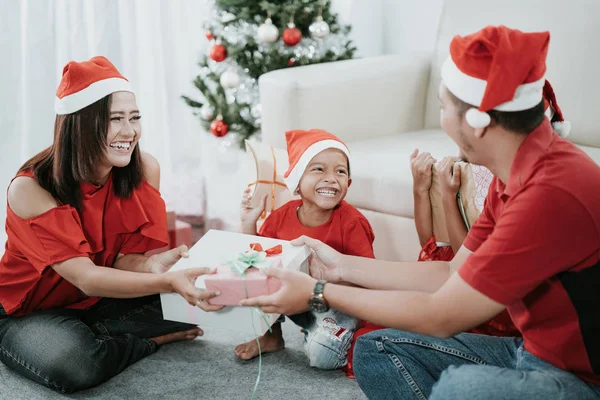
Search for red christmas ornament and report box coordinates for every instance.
[210,118,229,137]
[282,23,302,46]
[288,58,296,66]
[205,30,215,41]
[210,44,227,62]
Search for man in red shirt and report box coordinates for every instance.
[241,26,600,399]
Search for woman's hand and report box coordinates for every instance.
[438,156,461,197]
[152,246,223,311]
[240,188,267,233]
[165,267,225,312]
[240,267,315,315]
[410,149,436,195]
[145,245,190,274]
[291,236,345,283]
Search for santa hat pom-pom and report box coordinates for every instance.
[552,120,571,138]
[465,108,491,128]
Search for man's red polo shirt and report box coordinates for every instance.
[459,119,600,385]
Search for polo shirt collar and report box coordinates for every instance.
[499,119,555,198]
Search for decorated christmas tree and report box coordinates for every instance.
[183,0,355,148]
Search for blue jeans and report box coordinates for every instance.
[285,309,359,370]
[0,295,194,394]
[354,329,600,400]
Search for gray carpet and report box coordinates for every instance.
[0,321,366,400]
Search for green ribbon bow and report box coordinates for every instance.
[227,249,272,276]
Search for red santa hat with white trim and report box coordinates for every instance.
[284,129,351,194]
[55,56,133,115]
[441,25,570,137]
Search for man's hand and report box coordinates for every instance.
[145,245,190,274]
[438,156,461,197]
[240,267,315,315]
[291,236,344,283]
[410,149,436,195]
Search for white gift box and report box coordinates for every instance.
[160,229,311,335]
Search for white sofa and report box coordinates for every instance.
[258,0,600,262]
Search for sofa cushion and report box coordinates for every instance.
[346,129,457,219]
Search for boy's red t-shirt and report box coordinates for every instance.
[259,199,375,258]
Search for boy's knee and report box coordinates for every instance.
[305,339,347,370]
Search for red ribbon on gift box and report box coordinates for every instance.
[249,243,282,256]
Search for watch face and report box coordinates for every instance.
[309,296,329,313]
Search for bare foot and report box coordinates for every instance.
[150,327,203,345]
[235,322,284,360]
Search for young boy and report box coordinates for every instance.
[235,129,375,373]
[410,79,569,337]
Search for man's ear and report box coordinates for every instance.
[473,127,488,139]
[347,178,352,188]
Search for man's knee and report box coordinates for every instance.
[430,365,493,400]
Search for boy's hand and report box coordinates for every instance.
[438,156,461,196]
[240,188,267,229]
[410,149,435,195]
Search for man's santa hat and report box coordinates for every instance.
[55,56,133,115]
[284,129,351,194]
[441,25,570,137]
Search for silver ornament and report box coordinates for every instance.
[220,69,240,89]
[257,18,279,44]
[309,15,330,39]
[200,104,214,120]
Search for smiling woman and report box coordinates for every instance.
[0,56,222,394]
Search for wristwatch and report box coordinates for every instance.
[308,280,330,313]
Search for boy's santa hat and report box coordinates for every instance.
[441,25,570,137]
[284,129,351,194]
[55,56,133,115]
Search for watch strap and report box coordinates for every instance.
[314,280,327,296]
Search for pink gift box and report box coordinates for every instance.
[205,263,282,306]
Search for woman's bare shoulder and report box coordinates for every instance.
[141,151,160,190]
[7,176,59,219]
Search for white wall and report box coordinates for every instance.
[332,0,445,57]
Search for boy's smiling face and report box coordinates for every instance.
[297,148,351,210]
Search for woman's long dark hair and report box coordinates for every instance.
[19,94,143,211]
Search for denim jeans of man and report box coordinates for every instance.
[353,329,600,400]
[0,295,195,394]
[283,308,359,370]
